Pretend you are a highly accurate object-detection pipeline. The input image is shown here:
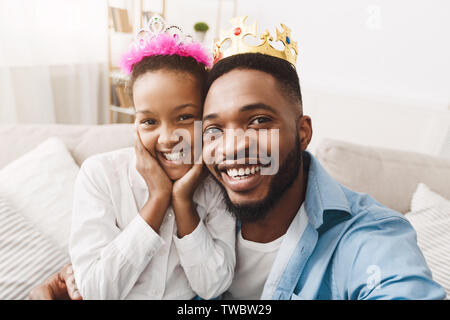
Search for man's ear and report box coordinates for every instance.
[297,115,312,152]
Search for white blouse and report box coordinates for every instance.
[69,147,236,300]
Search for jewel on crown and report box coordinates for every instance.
[213,16,298,66]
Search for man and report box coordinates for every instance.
[199,52,444,300]
[30,19,445,300]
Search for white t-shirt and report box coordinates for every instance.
[223,229,284,300]
[223,203,308,300]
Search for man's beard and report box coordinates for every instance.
[215,135,302,223]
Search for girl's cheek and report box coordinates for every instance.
[188,126,197,149]
[188,126,197,162]
[139,129,157,156]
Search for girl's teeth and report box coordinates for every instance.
[238,168,245,176]
[163,151,184,161]
[245,168,250,175]
[250,167,255,174]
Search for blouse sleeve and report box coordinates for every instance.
[172,178,236,299]
[69,156,164,299]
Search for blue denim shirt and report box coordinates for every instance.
[258,151,445,300]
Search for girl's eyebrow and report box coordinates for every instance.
[136,104,199,115]
[173,103,200,111]
[135,110,154,115]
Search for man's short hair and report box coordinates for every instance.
[206,53,302,109]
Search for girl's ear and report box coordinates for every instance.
[297,115,313,152]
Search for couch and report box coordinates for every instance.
[0,124,449,299]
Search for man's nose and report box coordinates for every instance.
[221,130,251,161]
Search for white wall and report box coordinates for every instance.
[165,0,236,45]
[234,0,450,105]
[233,0,450,156]
[131,0,450,155]
[140,0,450,156]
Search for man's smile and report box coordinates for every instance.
[215,160,271,192]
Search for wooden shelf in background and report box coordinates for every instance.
[107,0,166,124]
[110,105,135,116]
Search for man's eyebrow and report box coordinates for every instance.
[202,103,278,122]
[239,103,278,114]
[136,103,198,114]
[202,112,219,122]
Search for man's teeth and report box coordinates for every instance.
[163,151,185,161]
[226,166,261,179]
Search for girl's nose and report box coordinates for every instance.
[157,124,181,148]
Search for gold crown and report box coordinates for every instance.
[213,16,298,66]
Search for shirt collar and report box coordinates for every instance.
[303,151,352,230]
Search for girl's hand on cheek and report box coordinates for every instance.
[172,155,207,204]
[172,157,206,238]
[134,128,173,203]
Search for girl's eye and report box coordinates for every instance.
[250,116,272,125]
[142,119,156,126]
[178,114,194,121]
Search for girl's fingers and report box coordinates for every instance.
[134,127,162,172]
[183,161,206,185]
[134,128,144,153]
[135,128,153,158]
[135,128,156,165]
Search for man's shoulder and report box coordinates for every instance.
[341,185,407,226]
[320,184,416,259]
[327,186,445,300]
[332,185,418,262]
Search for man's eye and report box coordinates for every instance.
[250,116,272,125]
[203,127,222,136]
[178,114,194,121]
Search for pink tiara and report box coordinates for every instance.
[119,15,212,74]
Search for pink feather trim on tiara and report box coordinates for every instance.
[119,33,212,74]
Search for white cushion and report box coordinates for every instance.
[0,137,79,250]
[0,197,69,300]
[405,183,450,299]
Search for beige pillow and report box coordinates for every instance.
[405,183,450,299]
[0,137,79,251]
[315,139,450,213]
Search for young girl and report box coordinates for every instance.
[69,16,236,300]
